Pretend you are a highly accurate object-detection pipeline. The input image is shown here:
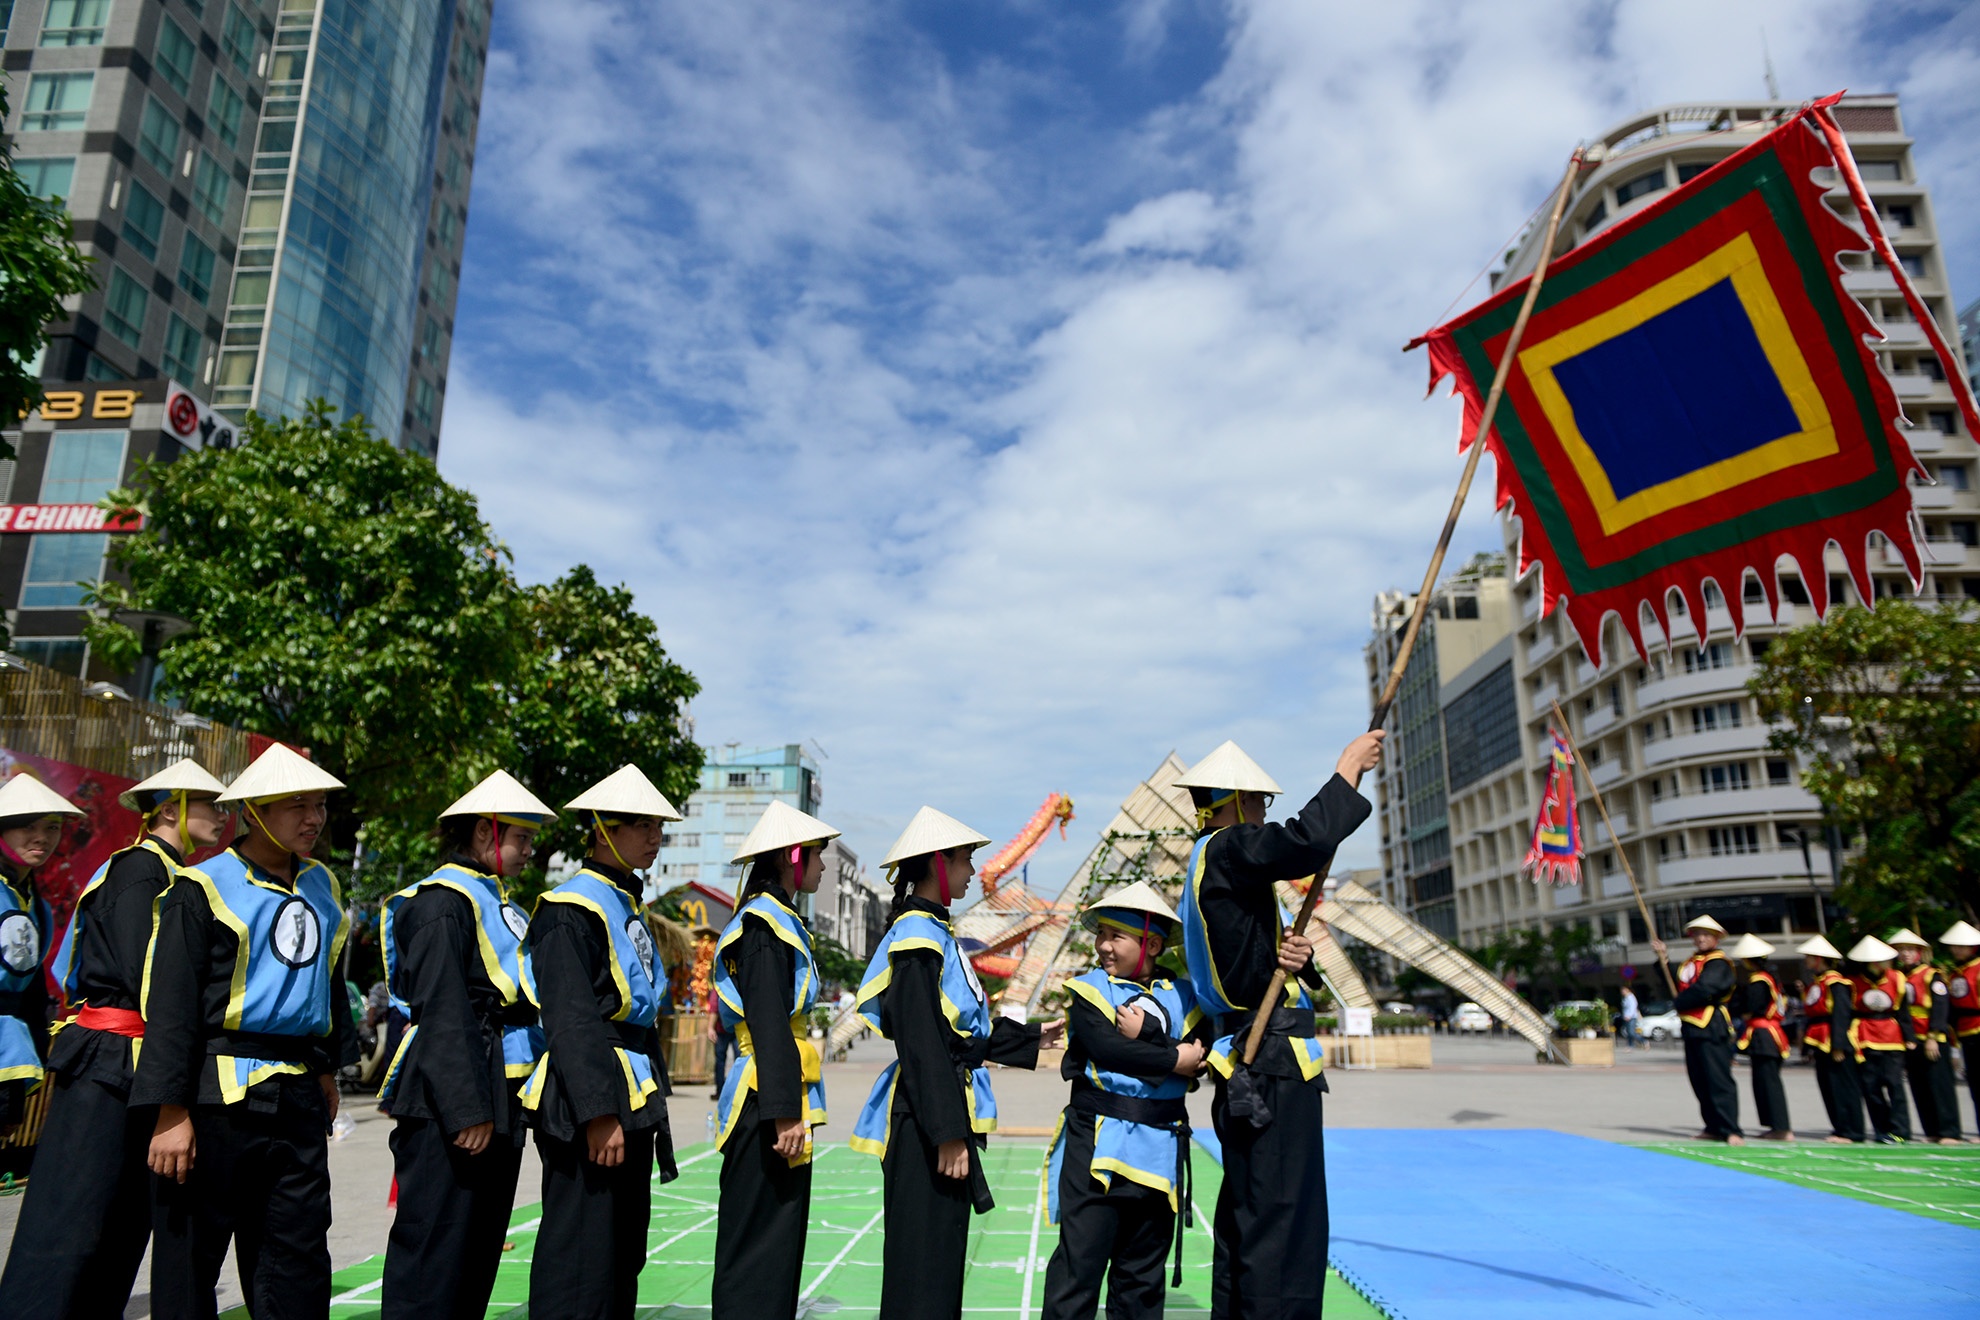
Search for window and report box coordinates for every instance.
[21,534,110,608]
[1936,463,1971,490]
[208,79,245,149]
[1697,762,1752,794]
[1857,160,1903,182]
[138,99,181,175]
[11,639,88,675]
[156,17,197,96]
[1707,825,1761,856]
[178,232,217,302]
[1676,161,1712,183]
[222,4,258,73]
[1949,521,1979,548]
[229,270,270,310]
[684,802,703,817]
[162,314,203,384]
[1681,642,1734,673]
[256,117,295,158]
[419,316,443,360]
[192,154,231,226]
[103,269,150,347]
[428,262,453,303]
[1656,834,1688,861]
[412,377,437,428]
[1616,169,1666,205]
[722,833,746,848]
[120,181,166,259]
[16,157,76,201]
[40,429,127,503]
[1897,254,1926,278]
[436,204,458,249]
[1885,203,1915,229]
[1766,758,1791,787]
[39,0,109,46]
[444,147,466,192]
[727,772,748,788]
[1690,701,1742,733]
[675,834,701,848]
[21,72,94,131]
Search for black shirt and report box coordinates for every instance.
[1671,954,1736,1042]
[1060,988,1189,1085]
[49,837,182,1091]
[724,891,803,1122]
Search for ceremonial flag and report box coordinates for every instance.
[1523,730,1582,886]
[1413,94,1980,664]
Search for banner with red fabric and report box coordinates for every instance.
[1522,730,1583,887]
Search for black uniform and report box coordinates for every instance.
[1735,974,1789,1136]
[133,851,358,1320]
[0,840,177,1320]
[380,859,537,1320]
[0,858,48,1132]
[1806,971,1864,1141]
[1041,992,1195,1320]
[525,861,677,1320]
[712,896,810,1320]
[1901,962,1961,1141]
[877,895,1042,1320]
[1194,775,1369,1320]
[1671,951,1740,1139]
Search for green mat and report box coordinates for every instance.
[1645,1141,1980,1229]
[306,1141,1381,1319]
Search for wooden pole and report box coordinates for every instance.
[1549,699,1678,998]
[1241,147,1588,1066]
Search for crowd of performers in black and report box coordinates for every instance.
[0,729,1400,1320]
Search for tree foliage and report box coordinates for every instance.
[1465,922,1608,1007]
[1,85,97,452]
[1750,599,1980,932]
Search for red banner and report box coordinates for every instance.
[0,505,145,533]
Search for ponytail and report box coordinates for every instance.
[741,856,782,902]
[886,854,930,923]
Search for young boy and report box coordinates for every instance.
[1041,881,1207,1320]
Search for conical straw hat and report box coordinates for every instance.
[1847,935,1897,963]
[118,758,226,812]
[882,806,991,869]
[215,744,345,804]
[1939,920,1980,946]
[1683,913,1727,934]
[1795,934,1842,959]
[565,764,683,822]
[0,773,84,819]
[1726,933,1775,960]
[441,770,555,824]
[732,800,840,863]
[1885,927,1930,949]
[1173,741,1282,794]
[1081,879,1182,939]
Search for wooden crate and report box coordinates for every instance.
[1556,1036,1615,1067]
[668,1012,714,1085]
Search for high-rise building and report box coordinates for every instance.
[653,744,826,907]
[1960,295,1980,401]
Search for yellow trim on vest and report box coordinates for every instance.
[537,888,634,1021]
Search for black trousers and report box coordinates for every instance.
[381,1116,526,1320]
[0,1071,153,1320]
[150,1097,333,1320]
[529,1126,657,1320]
[878,1110,977,1320]
[1211,1070,1328,1320]
[1812,1048,1865,1140]
[1963,1034,1980,1134]
[712,1096,813,1320]
[1748,1053,1790,1134]
[1858,1049,1911,1140]
[1906,1044,1963,1140]
[1682,1036,1740,1137]
[1041,1110,1174,1320]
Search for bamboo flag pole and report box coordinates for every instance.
[1549,698,1678,997]
[1241,147,1588,1067]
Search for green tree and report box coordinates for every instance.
[1,85,97,448]
[1750,599,1980,932]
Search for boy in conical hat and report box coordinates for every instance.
[0,774,84,1135]
[709,800,839,1320]
[523,764,682,1319]
[133,743,358,1320]
[850,806,1065,1320]
[1172,732,1383,1320]
[1796,934,1864,1143]
[1846,935,1914,1143]
[1888,928,1961,1144]
[1650,914,1742,1143]
[1940,919,1980,1135]
[1,760,221,1319]
[378,770,555,1320]
[1727,934,1791,1140]
[1040,881,1207,1320]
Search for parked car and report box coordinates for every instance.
[1452,1002,1494,1033]
[1382,1001,1413,1015]
[1638,1007,1683,1041]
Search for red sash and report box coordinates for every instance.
[75,1005,144,1038]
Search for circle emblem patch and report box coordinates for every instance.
[1954,976,1971,998]
[0,912,39,976]
[1860,988,1893,1012]
[626,917,656,983]
[270,897,322,968]
[1803,984,1823,1006]
[501,903,530,942]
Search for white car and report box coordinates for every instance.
[1637,1008,1682,1041]
[1452,1002,1494,1033]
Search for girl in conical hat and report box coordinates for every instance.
[0,774,83,1136]
[1728,935,1792,1140]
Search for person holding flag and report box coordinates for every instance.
[378,770,555,1320]
[2,760,223,1319]
[1888,928,1960,1145]
[1941,920,1980,1134]
[1650,914,1741,1143]
[1797,934,1864,1143]
[1728,934,1790,1141]
[0,775,85,1133]
[1847,935,1914,1143]
[709,800,840,1320]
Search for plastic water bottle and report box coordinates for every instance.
[705,1110,716,1144]
[331,1112,355,1142]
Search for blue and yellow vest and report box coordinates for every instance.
[377,862,544,1104]
[519,868,667,1118]
[0,873,49,1091]
[849,908,997,1157]
[51,839,178,1002]
[1177,830,1324,1080]
[711,891,826,1162]
[143,848,350,1105]
[1043,970,1201,1224]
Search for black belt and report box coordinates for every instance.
[1068,1084,1194,1284]
[499,1002,539,1027]
[208,1030,318,1063]
[610,1019,654,1050]
[951,1035,990,1069]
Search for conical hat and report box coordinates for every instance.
[1847,935,1897,963]
[1726,933,1775,960]
[1939,920,1980,946]
[1080,879,1181,939]
[1683,913,1726,934]
[0,773,84,819]
[1885,927,1930,949]
[440,770,555,824]
[882,806,991,868]
[1796,934,1842,959]
[732,800,840,862]
[564,764,683,822]
[1173,741,1282,795]
[215,743,344,803]
[118,758,226,812]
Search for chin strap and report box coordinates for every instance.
[594,812,635,873]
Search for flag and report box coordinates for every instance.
[1523,730,1582,886]
[1412,94,1979,664]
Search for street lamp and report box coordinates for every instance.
[1794,696,1855,933]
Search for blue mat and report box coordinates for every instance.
[1325,1130,1980,1318]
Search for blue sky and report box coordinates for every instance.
[438,0,1980,890]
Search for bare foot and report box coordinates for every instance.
[1725,1134,1746,1146]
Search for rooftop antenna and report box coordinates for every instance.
[1761,28,1781,101]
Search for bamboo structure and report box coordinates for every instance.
[0,656,260,781]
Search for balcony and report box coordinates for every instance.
[1589,813,1631,846]
[1910,483,1959,510]
[1649,784,1820,825]
[1841,269,1899,293]
[1642,723,1769,767]
[1898,427,1945,455]
[1574,660,1600,687]
[1636,663,1754,708]
[1589,757,1626,788]
[1890,374,1942,399]
[1521,592,1540,621]
[1653,849,1833,887]
[1871,320,1928,346]
[1532,682,1561,715]
[1884,539,1974,568]
[1583,704,1621,737]
[1528,631,1560,665]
